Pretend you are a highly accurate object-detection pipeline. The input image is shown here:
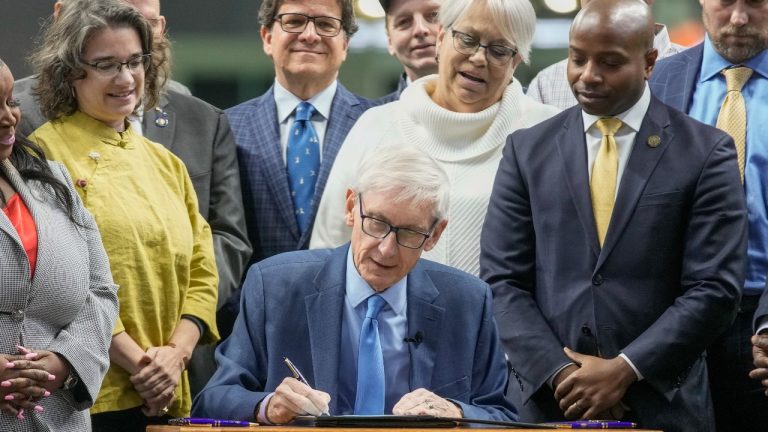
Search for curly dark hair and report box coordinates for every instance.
[258,0,359,38]
[28,0,167,122]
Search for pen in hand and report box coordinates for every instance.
[283,357,330,416]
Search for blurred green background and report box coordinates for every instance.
[0,0,705,109]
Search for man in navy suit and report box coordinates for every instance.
[375,0,440,104]
[481,1,747,431]
[192,146,516,424]
[649,1,768,429]
[227,0,373,266]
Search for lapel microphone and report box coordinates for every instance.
[404,331,424,344]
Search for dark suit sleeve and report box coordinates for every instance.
[192,265,270,420]
[480,136,572,402]
[454,283,519,421]
[621,134,746,394]
[208,112,252,309]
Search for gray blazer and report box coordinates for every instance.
[0,159,118,431]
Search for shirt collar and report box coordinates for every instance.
[273,79,338,124]
[582,83,651,134]
[345,246,407,315]
[701,35,768,82]
[653,24,672,54]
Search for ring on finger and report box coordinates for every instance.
[160,406,169,415]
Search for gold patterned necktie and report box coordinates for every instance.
[591,118,623,247]
[716,66,753,183]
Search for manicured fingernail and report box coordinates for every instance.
[48,374,55,381]
[24,353,37,360]
[33,406,44,413]
[1,381,11,387]
[4,395,13,401]
[43,391,50,397]
[5,363,13,368]
[16,408,24,420]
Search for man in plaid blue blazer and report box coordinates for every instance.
[222,0,373,327]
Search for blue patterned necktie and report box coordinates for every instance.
[354,295,387,414]
[286,101,321,234]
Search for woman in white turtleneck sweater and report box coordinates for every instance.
[310,0,558,276]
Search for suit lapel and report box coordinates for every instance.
[556,108,601,257]
[651,44,702,113]
[597,98,672,269]
[300,84,362,247]
[0,159,51,284]
[257,87,301,241]
[143,93,177,150]
[405,262,444,391]
[304,246,347,412]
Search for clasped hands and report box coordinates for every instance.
[749,333,768,395]
[553,347,636,420]
[129,344,187,416]
[265,378,462,425]
[0,346,69,420]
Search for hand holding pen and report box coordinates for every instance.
[263,358,330,424]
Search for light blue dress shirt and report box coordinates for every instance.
[689,37,768,295]
[337,248,410,414]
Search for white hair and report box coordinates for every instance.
[353,145,450,222]
[438,0,537,64]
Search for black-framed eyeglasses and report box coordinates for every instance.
[451,29,518,66]
[358,193,434,249]
[81,53,151,77]
[274,13,344,37]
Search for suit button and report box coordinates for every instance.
[581,326,592,336]
[592,274,604,285]
[11,309,24,322]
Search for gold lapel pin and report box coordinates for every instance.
[647,135,661,148]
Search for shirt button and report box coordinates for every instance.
[11,309,24,322]
[581,326,593,336]
[592,274,604,285]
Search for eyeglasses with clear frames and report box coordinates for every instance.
[358,193,434,249]
[274,13,344,37]
[451,29,518,66]
[81,53,152,78]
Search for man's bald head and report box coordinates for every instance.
[573,0,655,53]
[567,0,657,116]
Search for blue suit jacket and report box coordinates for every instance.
[226,84,374,264]
[648,43,704,112]
[192,245,516,422]
[480,96,747,431]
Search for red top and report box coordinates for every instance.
[2,194,38,278]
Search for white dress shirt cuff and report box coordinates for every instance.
[619,353,643,381]
[256,393,275,424]
[548,363,576,389]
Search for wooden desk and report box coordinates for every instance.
[148,427,654,432]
